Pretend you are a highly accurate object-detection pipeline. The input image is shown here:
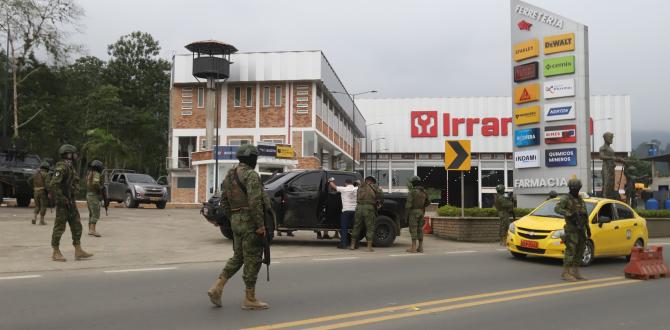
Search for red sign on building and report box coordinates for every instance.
[411,111,438,137]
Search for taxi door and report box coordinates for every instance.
[613,203,638,255]
[590,203,619,256]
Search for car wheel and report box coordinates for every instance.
[511,251,527,259]
[155,201,166,209]
[124,193,137,208]
[581,240,594,266]
[373,216,396,247]
[16,195,31,207]
[626,239,644,261]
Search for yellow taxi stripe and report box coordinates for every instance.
[242,276,622,330]
[307,280,637,330]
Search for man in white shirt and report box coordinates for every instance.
[328,178,358,249]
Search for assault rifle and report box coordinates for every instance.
[102,188,109,216]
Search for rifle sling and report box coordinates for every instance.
[233,167,248,196]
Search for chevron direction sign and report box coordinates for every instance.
[444,140,471,171]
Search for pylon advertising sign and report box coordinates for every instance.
[511,0,591,207]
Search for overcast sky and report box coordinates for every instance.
[75,0,669,133]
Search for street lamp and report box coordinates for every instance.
[365,122,383,175]
[332,90,378,172]
[591,117,613,196]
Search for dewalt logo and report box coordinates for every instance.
[513,39,539,62]
[544,33,575,55]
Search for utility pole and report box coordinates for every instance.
[2,15,9,138]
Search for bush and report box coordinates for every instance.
[437,205,533,218]
[637,209,670,218]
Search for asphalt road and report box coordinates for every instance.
[2,246,670,330]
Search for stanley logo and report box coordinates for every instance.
[513,39,539,62]
[514,83,539,104]
[544,33,575,55]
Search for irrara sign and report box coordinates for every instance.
[410,111,513,138]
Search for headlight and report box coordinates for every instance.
[134,185,145,193]
[508,223,516,234]
[551,229,564,239]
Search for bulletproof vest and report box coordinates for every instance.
[56,161,74,198]
[411,188,428,209]
[357,184,376,204]
[224,167,250,209]
[86,171,100,192]
[33,171,46,188]
[565,196,588,227]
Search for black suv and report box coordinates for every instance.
[103,169,168,209]
[202,170,408,247]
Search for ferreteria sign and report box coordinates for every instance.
[510,0,591,207]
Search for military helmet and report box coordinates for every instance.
[496,184,505,193]
[39,161,50,169]
[409,176,421,184]
[549,190,558,198]
[90,160,104,169]
[364,176,377,184]
[58,144,78,156]
[568,178,582,190]
[235,144,258,158]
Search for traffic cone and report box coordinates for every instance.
[422,216,432,234]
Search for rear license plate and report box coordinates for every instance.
[521,240,539,249]
[149,197,161,201]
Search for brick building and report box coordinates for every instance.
[168,50,366,203]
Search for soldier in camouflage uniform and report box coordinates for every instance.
[554,178,590,281]
[547,190,558,200]
[207,144,268,310]
[350,176,384,252]
[48,144,93,262]
[86,160,104,237]
[405,176,430,253]
[29,161,51,225]
[494,184,514,246]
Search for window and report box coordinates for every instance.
[178,136,196,169]
[234,87,241,107]
[246,87,253,107]
[274,86,282,106]
[392,169,414,189]
[181,87,193,97]
[289,172,322,192]
[229,139,251,146]
[482,170,505,187]
[197,87,204,108]
[261,138,284,144]
[176,177,196,189]
[507,170,514,188]
[615,204,634,219]
[598,203,615,222]
[263,86,270,107]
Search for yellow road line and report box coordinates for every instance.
[242,276,622,330]
[307,280,637,330]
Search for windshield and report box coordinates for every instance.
[263,171,300,190]
[0,153,41,168]
[531,199,596,218]
[126,173,156,184]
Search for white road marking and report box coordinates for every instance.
[103,267,177,273]
[0,275,42,280]
[388,254,424,257]
[496,248,509,251]
[446,250,478,254]
[312,257,359,261]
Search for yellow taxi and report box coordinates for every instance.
[507,197,648,265]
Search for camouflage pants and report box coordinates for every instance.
[221,211,263,289]
[51,200,83,247]
[407,209,425,240]
[499,213,511,239]
[352,204,376,242]
[87,193,100,224]
[34,189,48,217]
[563,225,587,267]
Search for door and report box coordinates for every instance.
[282,172,324,228]
[324,173,355,228]
[614,203,638,255]
[107,174,121,201]
[591,203,618,256]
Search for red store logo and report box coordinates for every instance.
[411,111,438,137]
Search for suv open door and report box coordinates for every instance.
[281,171,324,228]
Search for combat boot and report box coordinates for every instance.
[406,239,418,253]
[349,239,357,250]
[207,276,228,307]
[417,240,424,253]
[561,266,577,282]
[39,216,46,225]
[571,266,587,281]
[365,240,374,252]
[89,224,101,237]
[52,248,66,262]
[74,245,93,260]
[242,288,269,310]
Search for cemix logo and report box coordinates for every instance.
[517,20,532,31]
[411,111,438,137]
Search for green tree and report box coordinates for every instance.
[0,0,82,137]
[81,128,127,170]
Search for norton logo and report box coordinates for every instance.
[517,20,532,31]
[548,106,571,116]
[519,88,531,101]
[410,111,438,137]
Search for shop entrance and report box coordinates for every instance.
[417,166,478,207]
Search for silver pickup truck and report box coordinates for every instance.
[103,169,168,209]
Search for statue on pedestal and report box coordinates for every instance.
[599,132,624,199]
